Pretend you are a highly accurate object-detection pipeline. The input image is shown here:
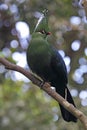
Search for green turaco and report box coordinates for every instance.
[27,10,77,122]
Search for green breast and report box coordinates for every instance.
[27,33,52,73]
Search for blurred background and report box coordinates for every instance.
[0,0,87,130]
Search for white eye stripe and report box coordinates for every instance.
[34,14,44,33]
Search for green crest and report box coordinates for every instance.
[34,9,50,34]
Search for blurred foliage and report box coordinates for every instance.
[0,0,87,130]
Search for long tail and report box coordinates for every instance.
[56,86,77,122]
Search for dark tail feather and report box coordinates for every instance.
[56,86,77,122]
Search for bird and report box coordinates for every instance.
[27,11,77,122]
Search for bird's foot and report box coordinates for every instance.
[40,81,51,89]
[39,81,45,89]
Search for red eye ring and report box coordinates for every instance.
[46,32,51,35]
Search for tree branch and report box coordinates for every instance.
[0,57,87,129]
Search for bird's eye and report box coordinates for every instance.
[39,30,51,35]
